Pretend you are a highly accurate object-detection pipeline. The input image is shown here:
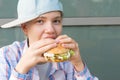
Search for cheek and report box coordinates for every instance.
[28,27,43,39]
[34,28,43,36]
[55,26,62,35]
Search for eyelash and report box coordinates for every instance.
[53,20,61,24]
[37,20,44,24]
[36,19,62,25]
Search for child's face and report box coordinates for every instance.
[22,11,63,44]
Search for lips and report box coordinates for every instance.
[43,35,56,39]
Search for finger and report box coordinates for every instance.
[33,55,47,64]
[34,43,57,55]
[30,39,56,49]
[56,35,74,44]
[56,35,68,41]
[62,43,76,49]
[58,37,73,44]
[37,57,47,64]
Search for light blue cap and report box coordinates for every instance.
[1,0,63,28]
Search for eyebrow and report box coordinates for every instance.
[37,16,62,20]
[26,16,62,24]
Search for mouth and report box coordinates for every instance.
[43,35,56,39]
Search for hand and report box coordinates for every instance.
[15,39,57,74]
[56,35,84,71]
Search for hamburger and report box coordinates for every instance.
[44,44,75,62]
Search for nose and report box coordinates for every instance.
[44,22,55,34]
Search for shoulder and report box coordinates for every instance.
[0,41,26,54]
[0,41,26,63]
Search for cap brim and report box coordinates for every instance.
[1,11,63,28]
[1,15,38,28]
[1,19,21,28]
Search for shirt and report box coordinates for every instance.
[0,40,99,80]
[36,63,49,80]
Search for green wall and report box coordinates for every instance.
[61,0,120,17]
[63,26,120,80]
[1,0,120,80]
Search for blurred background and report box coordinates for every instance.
[0,0,120,80]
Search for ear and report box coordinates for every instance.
[21,23,28,36]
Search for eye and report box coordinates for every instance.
[36,20,44,24]
[53,20,62,25]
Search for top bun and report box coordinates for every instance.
[47,44,69,54]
